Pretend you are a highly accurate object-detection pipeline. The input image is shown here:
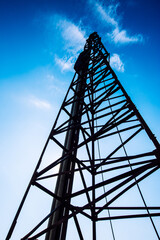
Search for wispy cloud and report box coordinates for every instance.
[28,96,52,110]
[95,2,118,28]
[45,73,67,94]
[108,27,143,44]
[53,13,126,73]
[93,1,143,44]
[110,53,124,72]
[57,19,86,54]
[52,16,86,72]
[54,55,74,72]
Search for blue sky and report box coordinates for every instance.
[1,0,160,239]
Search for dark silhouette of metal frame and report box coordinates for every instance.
[7,32,160,240]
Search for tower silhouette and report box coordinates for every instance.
[7,32,160,240]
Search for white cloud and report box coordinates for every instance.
[93,1,143,45]
[109,27,143,44]
[57,18,86,54]
[53,17,86,72]
[110,53,124,72]
[45,73,67,94]
[55,55,74,72]
[95,2,118,27]
[28,96,52,110]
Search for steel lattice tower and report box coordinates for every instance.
[7,32,160,240]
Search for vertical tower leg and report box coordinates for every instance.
[45,51,90,240]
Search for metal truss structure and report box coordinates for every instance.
[7,32,160,240]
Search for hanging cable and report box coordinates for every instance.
[104,76,160,240]
[96,132,116,240]
[94,91,116,240]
